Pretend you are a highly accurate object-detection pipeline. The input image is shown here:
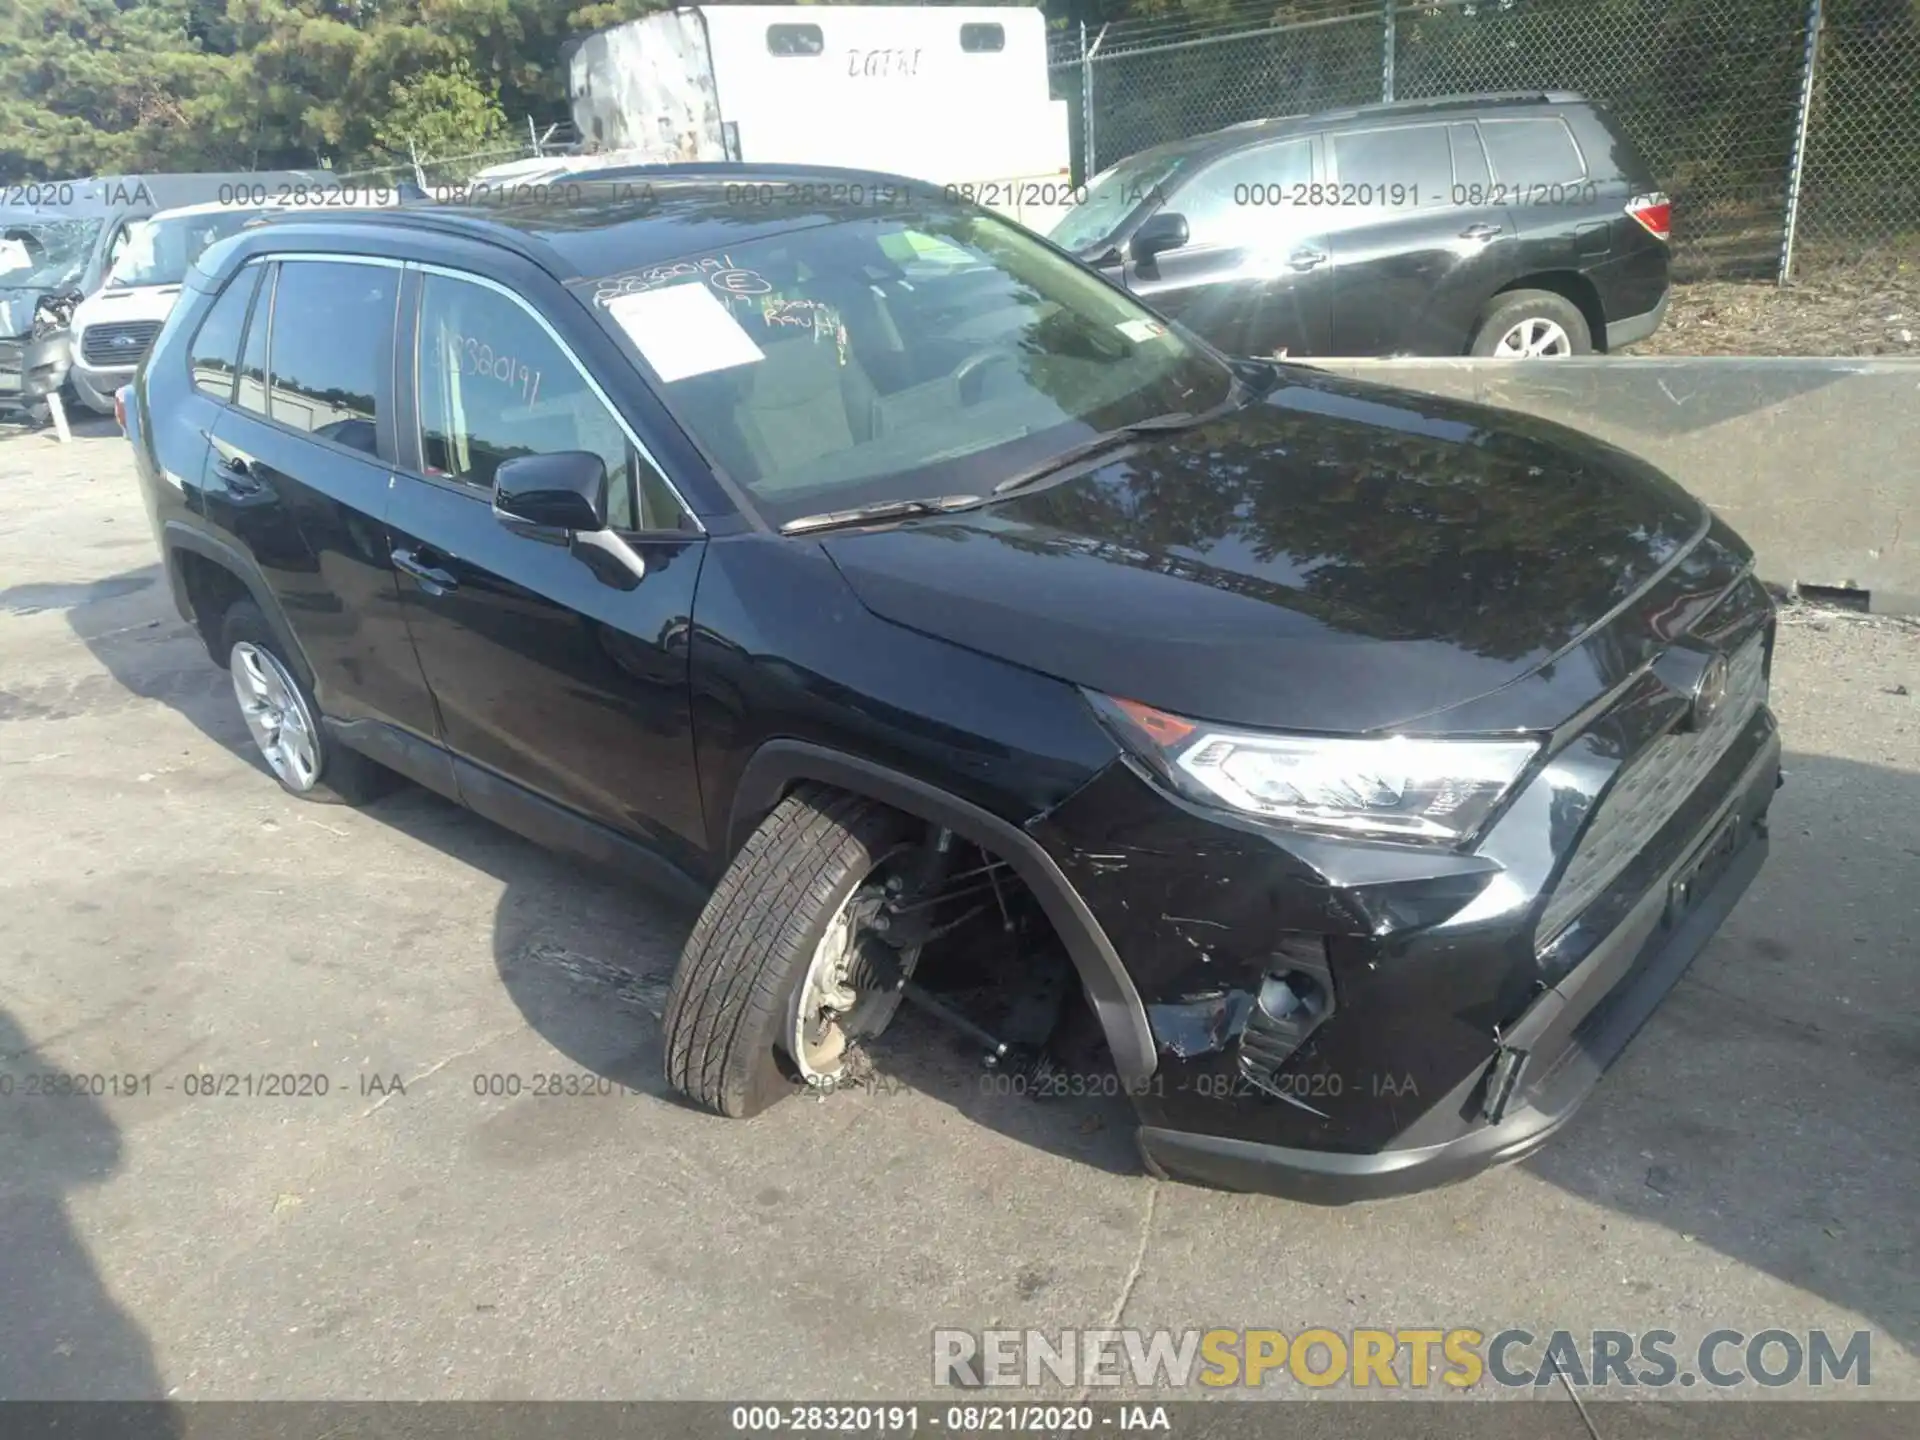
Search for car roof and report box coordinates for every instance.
[248,164,969,283]
[1143,90,1594,165]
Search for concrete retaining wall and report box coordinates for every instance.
[1303,358,1920,616]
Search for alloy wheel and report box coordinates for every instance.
[229,641,321,792]
[1493,317,1575,358]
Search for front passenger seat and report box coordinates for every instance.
[734,333,878,486]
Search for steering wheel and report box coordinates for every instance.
[949,346,1021,404]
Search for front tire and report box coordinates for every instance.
[218,600,398,805]
[1469,289,1593,358]
[663,786,922,1118]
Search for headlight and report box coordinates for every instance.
[1088,693,1541,845]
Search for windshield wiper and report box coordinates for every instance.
[779,494,985,536]
[991,401,1233,497]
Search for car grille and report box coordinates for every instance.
[80,321,163,367]
[1537,633,1768,945]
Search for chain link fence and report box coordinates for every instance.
[1052,0,1920,281]
[328,121,582,195]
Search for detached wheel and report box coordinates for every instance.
[663,786,924,1118]
[219,600,398,805]
[1470,289,1592,358]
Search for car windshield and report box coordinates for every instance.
[583,210,1235,527]
[108,209,262,288]
[0,216,105,291]
[1046,148,1195,254]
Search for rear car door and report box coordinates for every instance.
[1477,112,1641,318]
[1114,137,1333,358]
[382,266,710,874]
[191,255,439,741]
[1322,120,1520,355]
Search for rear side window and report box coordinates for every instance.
[188,267,261,403]
[263,260,396,457]
[960,24,1005,53]
[236,265,274,414]
[767,24,824,56]
[1331,124,1453,200]
[1450,123,1492,192]
[414,274,687,532]
[1479,118,1588,186]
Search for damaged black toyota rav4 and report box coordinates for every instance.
[127,169,1780,1203]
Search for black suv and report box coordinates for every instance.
[1049,92,1672,360]
[126,169,1776,1203]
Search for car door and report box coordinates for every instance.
[190,254,441,745]
[1322,120,1520,355]
[382,265,710,874]
[1111,136,1333,358]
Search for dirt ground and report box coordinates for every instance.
[1638,247,1920,357]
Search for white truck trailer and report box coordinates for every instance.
[567,4,1075,231]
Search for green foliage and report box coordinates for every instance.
[0,0,669,180]
[370,63,508,162]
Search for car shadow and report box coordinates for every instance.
[61,566,1919,1356]
[0,1005,182,1429]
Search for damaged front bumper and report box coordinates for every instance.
[1028,584,1781,1204]
[0,330,74,406]
[1130,732,1778,1203]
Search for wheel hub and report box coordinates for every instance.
[789,884,905,1085]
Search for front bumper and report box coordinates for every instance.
[69,360,133,414]
[0,331,73,404]
[1135,731,1778,1203]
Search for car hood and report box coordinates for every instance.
[820,368,1710,734]
[75,284,180,324]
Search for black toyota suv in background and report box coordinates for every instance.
[1048,92,1673,361]
[125,170,1775,1203]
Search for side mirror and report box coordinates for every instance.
[493,451,609,532]
[1129,212,1190,265]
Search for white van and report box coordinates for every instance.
[567,4,1075,231]
[67,195,393,414]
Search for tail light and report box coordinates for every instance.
[1627,191,1672,242]
[113,385,129,435]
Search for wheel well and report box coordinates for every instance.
[725,745,1158,1081]
[172,549,252,665]
[1491,272,1609,352]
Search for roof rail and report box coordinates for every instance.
[249,207,554,268]
[1342,90,1586,115]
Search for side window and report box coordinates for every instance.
[960,23,1005,53]
[414,274,687,533]
[235,264,274,415]
[1450,123,1492,193]
[263,260,395,456]
[187,266,262,403]
[105,222,136,275]
[1479,118,1588,186]
[1169,140,1314,249]
[767,24,824,56]
[1330,124,1454,204]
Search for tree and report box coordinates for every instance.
[0,0,239,178]
[370,62,508,165]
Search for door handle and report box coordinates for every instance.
[1460,223,1504,242]
[1289,247,1329,271]
[219,453,262,491]
[392,547,459,596]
